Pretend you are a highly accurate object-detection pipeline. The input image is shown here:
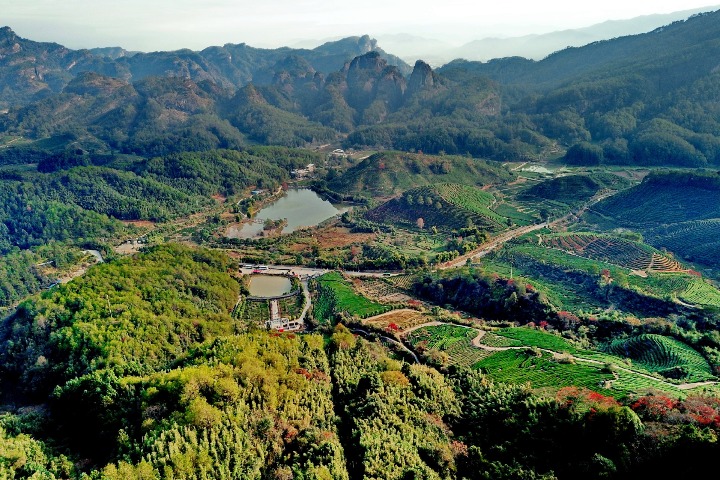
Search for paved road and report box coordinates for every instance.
[239,265,397,278]
[298,281,311,322]
[441,222,548,269]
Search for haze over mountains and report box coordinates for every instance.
[1,8,720,167]
[297,6,720,65]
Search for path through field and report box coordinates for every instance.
[398,320,719,391]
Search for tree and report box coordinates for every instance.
[416,217,425,229]
[564,142,604,166]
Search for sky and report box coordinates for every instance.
[3,0,720,51]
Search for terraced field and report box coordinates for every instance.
[645,219,720,267]
[492,242,720,311]
[407,325,491,368]
[406,324,717,398]
[355,278,411,303]
[605,334,714,382]
[364,309,427,331]
[592,178,720,227]
[543,233,685,272]
[387,274,420,291]
[432,183,506,224]
[366,183,512,232]
[475,350,614,393]
[234,298,270,325]
[492,202,537,226]
[680,280,720,307]
[315,272,392,319]
[477,332,523,348]
[494,327,579,353]
[609,369,684,397]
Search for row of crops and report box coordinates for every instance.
[474,350,615,394]
[493,241,720,313]
[431,183,507,225]
[492,202,537,226]
[544,233,684,272]
[312,272,392,323]
[407,325,716,398]
[679,280,720,307]
[407,324,490,368]
[592,181,720,227]
[605,334,714,382]
[387,274,420,291]
[367,182,525,233]
[646,219,720,267]
[233,298,270,326]
[632,273,720,308]
[493,327,579,353]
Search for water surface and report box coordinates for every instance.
[227,189,347,239]
[248,275,293,298]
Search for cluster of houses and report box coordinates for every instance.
[290,163,316,179]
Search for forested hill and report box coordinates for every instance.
[2,9,720,165]
[438,9,720,90]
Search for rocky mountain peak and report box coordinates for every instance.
[348,51,387,74]
[0,26,19,51]
[0,26,16,39]
[356,34,378,54]
[407,60,438,96]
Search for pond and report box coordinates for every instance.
[226,189,348,239]
[248,275,293,298]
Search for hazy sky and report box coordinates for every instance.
[3,0,719,51]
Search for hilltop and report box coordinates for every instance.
[327,151,514,197]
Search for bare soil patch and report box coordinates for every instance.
[364,309,427,331]
[314,226,376,249]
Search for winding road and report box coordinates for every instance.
[441,189,620,269]
[395,319,719,391]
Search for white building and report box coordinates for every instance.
[266,318,303,332]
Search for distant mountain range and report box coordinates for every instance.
[0,29,409,109]
[325,6,720,65]
[1,8,720,168]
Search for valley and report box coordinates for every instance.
[2,9,720,479]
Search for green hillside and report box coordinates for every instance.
[591,172,720,227]
[328,151,514,197]
[587,171,720,268]
[521,173,631,205]
[605,334,714,382]
[645,219,720,267]
[366,183,510,232]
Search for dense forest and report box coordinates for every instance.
[1,247,719,479]
[0,146,317,310]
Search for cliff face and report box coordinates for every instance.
[0,27,411,109]
[407,60,438,96]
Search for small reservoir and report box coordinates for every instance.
[248,275,293,298]
[227,189,347,239]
